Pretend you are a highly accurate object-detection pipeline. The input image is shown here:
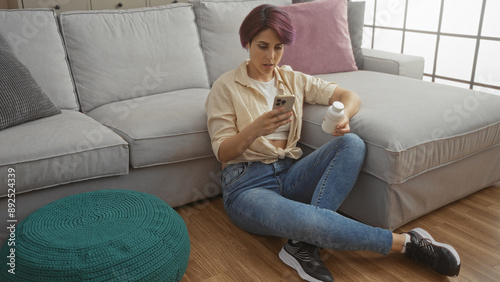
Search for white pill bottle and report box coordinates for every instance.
[321,101,345,134]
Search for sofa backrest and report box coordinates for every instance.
[0,9,79,111]
[59,4,210,113]
[190,0,292,85]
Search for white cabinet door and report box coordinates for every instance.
[149,0,188,6]
[22,0,90,13]
[91,0,147,10]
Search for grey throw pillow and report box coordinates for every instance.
[0,33,61,131]
[347,1,365,69]
[292,0,365,69]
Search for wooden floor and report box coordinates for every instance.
[176,183,500,282]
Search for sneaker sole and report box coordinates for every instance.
[279,247,324,282]
[411,227,461,276]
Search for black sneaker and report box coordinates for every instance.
[279,240,334,282]
[405,228,461,277]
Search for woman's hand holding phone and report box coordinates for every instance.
[216,96,294,163]
[252,104,293,137]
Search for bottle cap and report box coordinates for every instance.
[332,101,344,110]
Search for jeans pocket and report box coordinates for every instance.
[221,162,247,189]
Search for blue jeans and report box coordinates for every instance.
[221,133,393,255]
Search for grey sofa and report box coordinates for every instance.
[1,1,499,245]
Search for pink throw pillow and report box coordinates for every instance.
[279,0,358,74]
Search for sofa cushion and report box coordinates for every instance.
[279,0,358,74]
[0,33,61,131]
[301,71,500,184]
[363,48,425,79]
[87,89,213,168]
[60,5,210,113]
[292,0,366,70]
[191,0,292,85]
[0,9,79,111]
[347,1,365,69]
[0,110,129,195]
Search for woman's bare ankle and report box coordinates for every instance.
[391,233,407,252]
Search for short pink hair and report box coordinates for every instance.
[239,4,296,48]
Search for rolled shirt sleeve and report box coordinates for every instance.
[205,80,238,162]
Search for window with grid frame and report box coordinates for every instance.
[360,0,500,96]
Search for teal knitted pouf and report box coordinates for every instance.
[0,190,190,281]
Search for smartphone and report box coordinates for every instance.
[272,95,295,113]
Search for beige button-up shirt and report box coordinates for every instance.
[205,60,337,164]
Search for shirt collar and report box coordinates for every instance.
[235,59,285,89]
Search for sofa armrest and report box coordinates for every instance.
[362,48,425,80]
